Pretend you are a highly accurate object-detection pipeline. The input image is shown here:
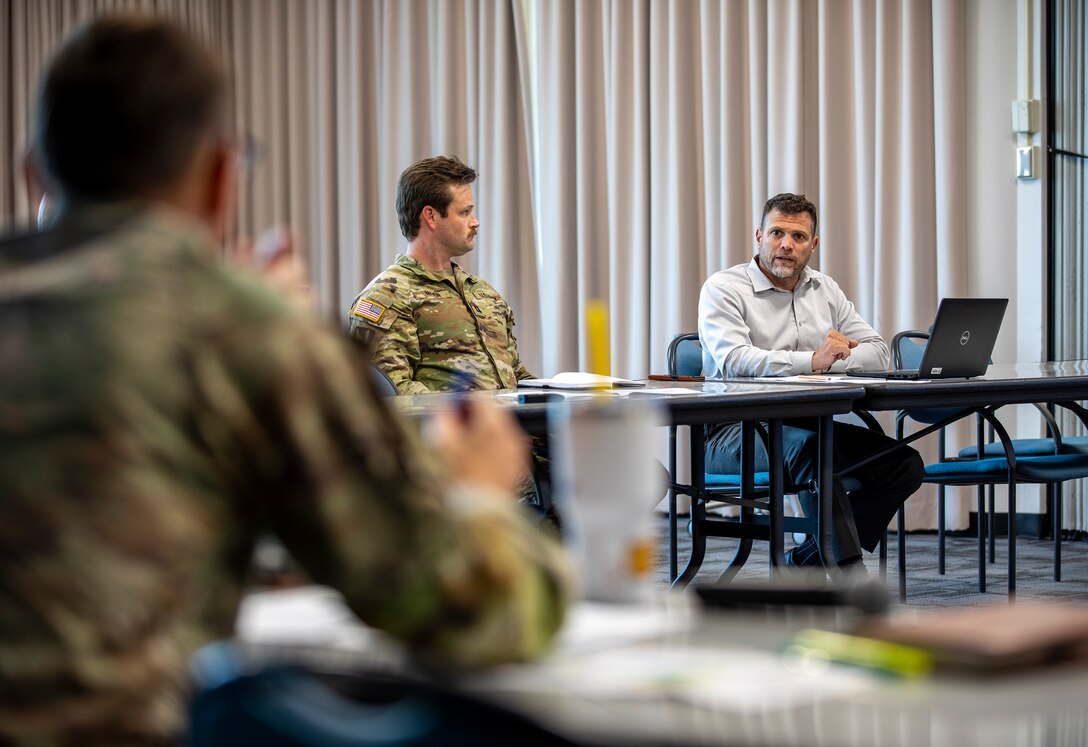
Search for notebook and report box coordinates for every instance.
[846,298,1008,380]
[849,600,1088,672]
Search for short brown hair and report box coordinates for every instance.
[32,15,227,200]
[395,156,477,240]
[761,193,819,236]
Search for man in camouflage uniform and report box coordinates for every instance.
[347,156,532,392]
[348,156,557,508]
[0,16,571,746]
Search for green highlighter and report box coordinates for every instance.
[791,629,935,678]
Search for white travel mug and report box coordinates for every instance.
[549,396,665,602]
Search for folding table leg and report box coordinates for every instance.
[767,418,786,576]
[878,530,887,583]
[977,489,986,593]
[717,422,755,582]
[1053,484,1062,582]
[938,487,946,575]
[816,415,836,573]
[673,425,708,589]
[897,508,906,601]
[988,487,996,563]
[668,426,678,583]
[1008,477,1017,598]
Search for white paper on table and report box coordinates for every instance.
[478,643,873,712]
[752,375,933,385]
[493,390,611,400]
[619,388,696,396]
[554,599,697,654]
[519,372,646,389]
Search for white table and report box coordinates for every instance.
[235,585,1088,747]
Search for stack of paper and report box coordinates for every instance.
[518,372,645,389]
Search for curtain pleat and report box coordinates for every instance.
[517,0,968,528]
[5,0,1062,532]
[1052,0,1088,531]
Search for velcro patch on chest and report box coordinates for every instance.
[353,297,387,323]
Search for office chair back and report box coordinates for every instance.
[667,333,703,377]
[370,365,398,397]
[893,331,964,425]
[892,330,925,369]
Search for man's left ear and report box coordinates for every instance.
[423,206,439,231]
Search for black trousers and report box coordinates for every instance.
[705,418,925,563]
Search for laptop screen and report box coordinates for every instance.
[916,298,1008,378]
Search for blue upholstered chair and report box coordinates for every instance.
[188,642,573,746]
[665,333,875,584]
[893,330,1088,597]
[369,365,398,396]
[956,394,1088,582]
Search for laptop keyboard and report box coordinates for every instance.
[845,369,921,380]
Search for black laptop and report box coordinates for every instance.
[846,298,1008,380]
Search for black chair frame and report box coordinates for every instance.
[665,333,884,586]
[866,392,1088,598]
[890,331,1083,598]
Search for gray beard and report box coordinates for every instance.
[761,256,803,280]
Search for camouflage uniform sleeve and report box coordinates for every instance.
[209,276,573,665]
[506,304,535,381]
[347,286,432,395]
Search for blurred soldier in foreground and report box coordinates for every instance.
[0,15,571,746]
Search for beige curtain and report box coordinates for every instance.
[515,0,967,528]
[214,0,542,346]
[516,0,967,375]
[1,0,541,360]
[2,0,980,529]
[1051,0,1088,531]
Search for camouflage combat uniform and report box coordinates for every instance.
[346,256,554,509]
[0,205,571,746]
[347,255,533,393]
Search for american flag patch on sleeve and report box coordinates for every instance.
[353,297,386,323]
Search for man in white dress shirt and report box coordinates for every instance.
[698,193,923,571]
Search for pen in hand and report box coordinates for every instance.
[449,370,476,423]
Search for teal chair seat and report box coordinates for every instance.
[925,454,1088,483]
[666,332,820,585]
[959,435,1088,459]
[892,329,1088,597]
[704,472,774,488]
[705,473,863,492]
[665,332,875,585]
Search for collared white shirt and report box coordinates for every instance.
[699,258,889,378]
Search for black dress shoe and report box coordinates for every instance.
[836,554,868,578]
[784,538,822,568]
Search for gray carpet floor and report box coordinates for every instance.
[655,513,1088,606]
